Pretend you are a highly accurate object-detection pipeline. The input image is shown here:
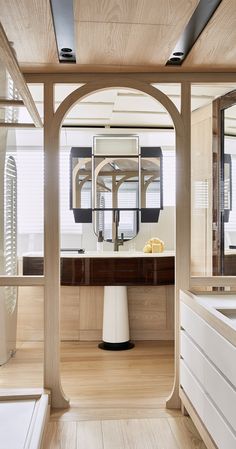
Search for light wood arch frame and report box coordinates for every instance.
[43,77,190,409]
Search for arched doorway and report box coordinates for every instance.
[43,78,189,409]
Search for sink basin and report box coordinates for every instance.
[216,309,236,325]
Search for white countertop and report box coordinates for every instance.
[196,294,236,328]
[22,250,175,258]
[180,290,236,346]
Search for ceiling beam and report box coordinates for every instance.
[24,72,236,84]
[0,22,43,127]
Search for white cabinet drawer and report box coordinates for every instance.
[181,330,236,432]
[180,360,236,449]
[180,302,236,387]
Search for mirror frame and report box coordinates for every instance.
[70,139,163,243]
[213,90,236,275]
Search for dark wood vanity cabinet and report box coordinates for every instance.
[23,256,174,286]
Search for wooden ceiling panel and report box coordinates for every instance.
[75,20,193,66]
[2,0,236,72]
[74,0,199,26]
[74,0,199,66]
[0,0,58,64]
[184,0,236,68]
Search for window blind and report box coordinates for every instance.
[9,149,82,234]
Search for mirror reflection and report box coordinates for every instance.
[70,139,163,249]
[94,156,139,242]
[94,157,139,210]
[223,104,235,262]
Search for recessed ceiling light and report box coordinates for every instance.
[61,48,72,53]
[61,53,73,58]
[169,57,181,63]
[173,52,184,57]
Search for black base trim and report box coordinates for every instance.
[98,340,135,351]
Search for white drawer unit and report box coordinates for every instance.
[180,301,236,388]
[180,360,236,449]
[181,330,236,432]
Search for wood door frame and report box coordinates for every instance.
[41,77,190,409]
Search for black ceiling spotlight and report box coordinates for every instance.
[50,0,76,63]
[166,0,222,66]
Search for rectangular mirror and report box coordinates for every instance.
[93,155,139,241]
[70,139,163,246]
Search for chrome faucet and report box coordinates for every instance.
[113,210,124,251]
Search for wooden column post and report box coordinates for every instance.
[43,82,69,408]
[166,82,191,409]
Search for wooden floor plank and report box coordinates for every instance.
[168,417,207,449]
[77,421,103,449]
[101,418,181,449]
[42,422,77,449]
[0,341,175,418]
[0,342,207,448]
[43,418,207,449]
[102,420,128,449]
[144,418,181,449]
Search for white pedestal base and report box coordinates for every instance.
[99,286,134,350]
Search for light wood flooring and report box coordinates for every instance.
[0,341,206,448]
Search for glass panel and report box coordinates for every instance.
[191,85,236,277]
[54,83,84,112]
[27,83,44,122]
[191,86,213,277]
[0,128,44,275]
[0,106,34,125]
[0,72,40,126]
[191,83,236,114]
[151,83,181,112]
[0,285,44,380]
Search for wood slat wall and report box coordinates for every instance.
[16,285,174,342]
